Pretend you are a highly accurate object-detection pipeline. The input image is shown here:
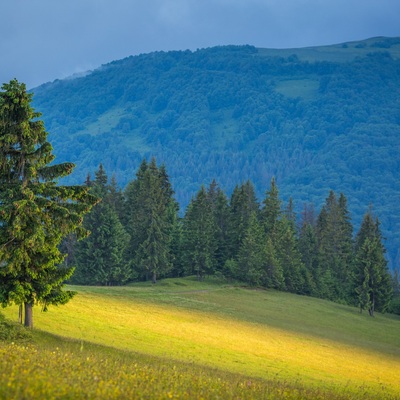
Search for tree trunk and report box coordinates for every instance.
[369,295,375,317]
[152,271,157,284]
[24,302,33,328]
[18,304,23,324]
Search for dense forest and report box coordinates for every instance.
[30,36,400,268]
[67,161,399,317]
[0,78,399,322]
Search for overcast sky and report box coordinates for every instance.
[1,0,400,89]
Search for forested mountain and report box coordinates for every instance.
[30,36,400,267]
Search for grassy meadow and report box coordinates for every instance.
[1,277,400,399]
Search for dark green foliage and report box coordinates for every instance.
[54,157,395,315]
[74,165,130,285]
[235,212,267,286]
[29,40,400,267]
[1,73,396,318]
[260,177,281,239]
[354,210,393,316]
[0,80,96,327]
[123,159,149,260]
[123,158,177,282]
[260,180,305,293]
[298,222,319,296]
[276,217,306,294]
[207,180,230,271]
[315,191,354,301]
[388,269,400,315]
[135,168,171,283]
[236,212,284,288]
[182,186,217,280]
[228,181,259,259]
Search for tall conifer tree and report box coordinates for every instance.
[260,177,281,239]
[236,212,267,285]
[316,191,354,301]
[74,165,130,285]
[182,186,216,280]
[228,180,259,259]
[354,209,392,315]
[207,180,230,271]
[0,80,96,327]
[299,221,319,295]
[124,158,177,282]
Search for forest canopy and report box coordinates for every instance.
[69,162,397,317]
[29,37,400,268]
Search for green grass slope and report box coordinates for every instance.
[2,277,400,399]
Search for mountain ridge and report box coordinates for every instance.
[29,36,400,267]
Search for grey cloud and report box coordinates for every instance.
[0,0,399,88]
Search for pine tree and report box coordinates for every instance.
[135,165,171,283]
[236,212,266,285]
[236,212,284,288]
[228,181,259,259]
[182,186,216,280]
[263,235,285,289]
[316,191,354,301]
[167,206,184,278]
[0,80,96,327]
[298,222,319,295]
[276,217,306,294]
[284,197,297,229]
[389,269,400,315]
[260,177,281,239]
[74,165,130,285]
[354,210,393,316]
[123,159,149,261]
[354,207,380,253]
[260,178,306,293]
[107,174,125,221]
[337,193,355,295]
[207,180,230,271]
[124,158,177,282]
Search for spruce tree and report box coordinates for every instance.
[236,212,284,288]
[0,80,96,327]
[123,159,149,261]
[228,181,259,259]
[389,269,400,315]
[354,210,393,315]
[107,174,125,221]
[316,191,354,302]
[284,197,297,229]
[207,180,230,271]
[260,178,306,293]
[298,222,319,295]
[260,177,281,239]
[135,164,172,283]
[236,212,266,285]
[124,158,177,282]
[337,193,355,296]
[167,206,184,277]
[182,186,216,280]
[74,165,130,285]
[276,217,306,294]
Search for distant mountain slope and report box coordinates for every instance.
[30,37,400,267]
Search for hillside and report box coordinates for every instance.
[2,277,400,398]
[29,36,400,266]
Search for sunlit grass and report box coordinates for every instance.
[0,340,277,400]
[2,277,400,398]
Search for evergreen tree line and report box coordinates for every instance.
[68,160,398,317]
